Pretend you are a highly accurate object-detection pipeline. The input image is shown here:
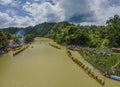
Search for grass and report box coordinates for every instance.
[79,50,120,76]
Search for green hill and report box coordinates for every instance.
[1,22,55,37]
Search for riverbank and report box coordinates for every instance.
[42,38,120,87]
[66,49,105,85]
[79,48,120,76]
[67,45,120,80]
[12,44,30,56]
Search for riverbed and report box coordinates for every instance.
[0,38,119,87]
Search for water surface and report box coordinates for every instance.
[0,38,119,87]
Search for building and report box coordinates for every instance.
[113,48,120,52]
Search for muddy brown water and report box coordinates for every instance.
[0,38,119,87]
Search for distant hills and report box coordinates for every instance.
[1,22,55,36]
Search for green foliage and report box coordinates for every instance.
[46,21,90,46]
[2,22,55,37]
[2,27,20,34]
[106,15,120,47]
[46,15,120,49]
[23,23,54,37]
[25,34,35,42]
[0,30,12,49]
[79,50,120,76]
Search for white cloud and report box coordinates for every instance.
[0,12,34,28]
[0,0,13,5]
[0,0,22,8]
[0,0,120,28]
[89,0,120,25]
[52,0,120,25]
[10,0,22,7]
[11,16,35,27]
[53,0,95,23]
[6,9,17,16]
[23,1,65,24]
[33,0,41,1]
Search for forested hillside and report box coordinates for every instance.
[24,22,55,36]
[1,22,55,37]
[46,15,120,49]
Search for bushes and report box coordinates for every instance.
[79,49,120,76]
[0,30,13,49]
[25,34,35,43]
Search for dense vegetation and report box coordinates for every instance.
[1,22,55,37]
[0,30,14,50]
[25,34,35,43]
[46,15,120,50]
[79,48,120,76]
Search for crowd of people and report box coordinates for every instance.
[66,49,105,86]
[67,45,112,57]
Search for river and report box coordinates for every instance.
[0,38,119,87]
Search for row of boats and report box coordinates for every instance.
[49,43,61,49]
[66,49,105,86]
[67,45,120,81]
[49,43,120,82]
[13,45,29,56]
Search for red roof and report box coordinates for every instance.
[115,48,120,51]
[8,40,15,45]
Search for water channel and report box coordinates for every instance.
[0,38,119,87]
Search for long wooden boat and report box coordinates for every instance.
[110,75,120,81]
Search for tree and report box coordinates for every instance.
[0,30,8,49]
[106,15,120,47]
[25,34,35,42]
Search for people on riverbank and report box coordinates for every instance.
[66,49,105,86]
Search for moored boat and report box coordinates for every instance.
[110,75,120,81]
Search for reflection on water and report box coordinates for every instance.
[0,38,119,87]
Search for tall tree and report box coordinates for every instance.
[106,15,120,47]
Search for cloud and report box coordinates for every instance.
[0,12,11,26]
[52,0,96,23]
[108,0,120,6]
[6,9,17,16]
[0,0,22,8]
[89,0,120,25]
[0,0,120,28]
[23,1,65,24]
[0,12,34,28]
[0,0,13,5]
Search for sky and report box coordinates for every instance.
[0,0,120,28]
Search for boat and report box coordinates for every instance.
[110,75,120,81]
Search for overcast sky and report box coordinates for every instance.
[0,0,120,28]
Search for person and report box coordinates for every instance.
[104,72,110,78]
